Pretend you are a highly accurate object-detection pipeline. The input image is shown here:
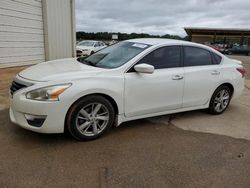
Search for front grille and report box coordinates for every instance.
[10,81,27,96]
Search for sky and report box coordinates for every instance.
[75,0,250,37]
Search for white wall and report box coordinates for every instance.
[0,0,76,68]
[0,0,45,68]
[42,0,76,61]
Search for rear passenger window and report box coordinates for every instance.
[213,53,222,64]
[184,46,213,66]
[138,46,181,69]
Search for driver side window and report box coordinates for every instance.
[137,46,181,69]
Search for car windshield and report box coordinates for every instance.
[78,41,150,68]
[78,41,95,47]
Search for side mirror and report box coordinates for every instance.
[134,64,154,74]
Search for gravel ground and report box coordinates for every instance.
[0,66,27,110]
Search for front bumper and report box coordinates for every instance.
[9,93,68,134]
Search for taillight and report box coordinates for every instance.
[236,67,246,78]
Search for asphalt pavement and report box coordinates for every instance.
[0,56,250,187]
[1,109,250,188]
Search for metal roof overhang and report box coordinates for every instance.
[184,27,250,37]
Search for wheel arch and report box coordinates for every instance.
[64,93,119,133]
[208,82,234,105]
[93,93,119,115]
[217,82,234,95]
[208,82,234,114]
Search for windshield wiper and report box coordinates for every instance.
[84,60,96,67]
[77,58,96,67]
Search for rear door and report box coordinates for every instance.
[182,46,222,108]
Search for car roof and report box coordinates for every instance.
[126,38,193,46]
[126,38,225,57]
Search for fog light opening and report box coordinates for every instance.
[24,114,47,127]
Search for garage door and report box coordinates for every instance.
[0,0,45,68]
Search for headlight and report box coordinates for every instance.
[26,84,71,101]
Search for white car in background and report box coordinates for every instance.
[76,40,107,57]
[10,38,245,141]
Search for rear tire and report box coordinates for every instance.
[66,95,115,141]
[208,85,232,115]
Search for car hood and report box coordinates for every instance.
[18,58,107,82]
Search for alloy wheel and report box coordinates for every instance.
[76,103,110,136]
[213,89,230,113]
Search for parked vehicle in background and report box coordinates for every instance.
[225,46,250,56]
[109,40,118,46]
[10,39,245,141]
[76,40,107,57]
[206,44,225,54]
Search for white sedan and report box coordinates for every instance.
[76,40,107,57]
[10,38,245,140]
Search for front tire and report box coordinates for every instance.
[208,86,232,115]
[66,95,115,141]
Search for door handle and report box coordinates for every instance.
[172,75,184,80]
[211,70,220,75]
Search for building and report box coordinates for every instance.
[0,0,76,68]
[185,27,250,46]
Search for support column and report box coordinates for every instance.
[213,32,216,43]
[42,0,76,61]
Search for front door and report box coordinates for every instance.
[124,45,184,117]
